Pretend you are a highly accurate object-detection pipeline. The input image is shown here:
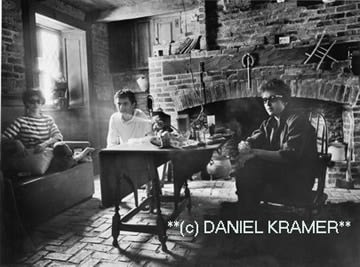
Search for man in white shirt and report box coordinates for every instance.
[106,89,152,147]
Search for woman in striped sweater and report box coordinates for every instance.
[2,89,94,175]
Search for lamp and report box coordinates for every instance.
[136,75,149,92]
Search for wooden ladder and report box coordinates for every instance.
[304,31,338,70]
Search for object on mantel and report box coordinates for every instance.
[241,53,255,90]
[304,31,338,70]
[153,36,201,56]
[175,36,201,54]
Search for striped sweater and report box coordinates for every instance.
[2,115,63,148]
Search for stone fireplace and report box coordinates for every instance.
[148,49,360,186]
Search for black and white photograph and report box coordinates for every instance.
[1,0,360,266]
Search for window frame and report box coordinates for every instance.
[18,2,91,111]
[35,24,65,108]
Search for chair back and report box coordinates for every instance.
[308,112,332,204]
[309,112,328,155]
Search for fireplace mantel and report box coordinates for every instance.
[149,50,360,115]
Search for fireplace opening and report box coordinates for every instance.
[180,98,267,142]
[180,97,349,185]
[182,97,345,144]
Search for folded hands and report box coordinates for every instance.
[235,141,256,168]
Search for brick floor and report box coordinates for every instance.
[7,176,360,267]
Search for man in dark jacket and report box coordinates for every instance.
[235,79,318,209]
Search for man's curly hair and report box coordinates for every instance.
[260,79,291,102]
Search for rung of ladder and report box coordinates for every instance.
[316,40,337,70]
[316,47,338,62]
[305,50,338,63]
[305,52,326,61]
[304,31,326,64]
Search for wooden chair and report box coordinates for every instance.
[260,112,333,218]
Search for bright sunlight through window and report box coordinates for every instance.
[37,27,62,104]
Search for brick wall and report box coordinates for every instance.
[2,0,26,98]
[212,0,360,49]
[91,23,114,102]
[112,71,149,94]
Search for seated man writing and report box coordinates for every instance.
[234,79,318,211]
[2,89,94,175]
[106,89,152,147]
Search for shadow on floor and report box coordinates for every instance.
[4,198,104,264]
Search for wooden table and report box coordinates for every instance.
[99,143,218,251]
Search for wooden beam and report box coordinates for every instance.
[21,0,37,89]
[93,0,200,22]
[35,3,89,30]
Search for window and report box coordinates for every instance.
[35,13,88,108]
[36,26,63,104]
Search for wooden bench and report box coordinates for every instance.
[4,141,94,228]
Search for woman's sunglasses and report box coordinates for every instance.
[28,98,42,104]
[262,95,283,104]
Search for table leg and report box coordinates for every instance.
[112,174,123,247]
[149,185,155,213]
[172,162,191,212]
[173,176,181,211]
[112,205,120,247]
[150,162,168,252]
